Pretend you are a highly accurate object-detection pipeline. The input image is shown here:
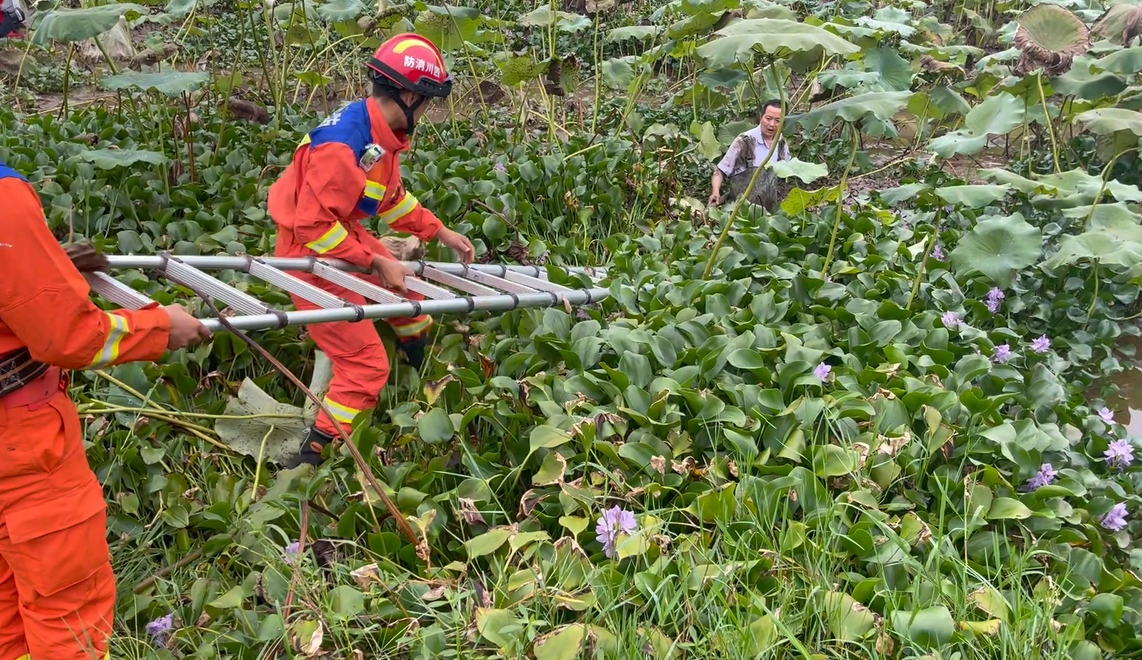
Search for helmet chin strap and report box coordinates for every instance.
[386,88,426,135]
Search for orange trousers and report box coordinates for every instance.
[276,224,433,435]
[0,381,114,660]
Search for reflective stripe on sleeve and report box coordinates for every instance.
[305,223,349,255]
[323,396,362,426]
[87,313,129,369]
[378,191,418,224]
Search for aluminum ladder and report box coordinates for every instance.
[85,254,610,333]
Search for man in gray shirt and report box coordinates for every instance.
[708,99,790,211]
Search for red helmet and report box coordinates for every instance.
[367,33,452,98]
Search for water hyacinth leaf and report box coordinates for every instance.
[687,482,737,524]
[948,213,1043,289]
[890,605,956,648]
[934,184,1011,208]
[417,407,455,444]
[695,19,860,68]
[794,91,915,132]
[533,624,587,660]
[474,608,523,648]
[78,148,169,170]
[1087,593,1124,628]
[821,591,877,640]
[465,530,514,562]
[530,425,572,452]
[928,93,1026,158]
[1074,108,1142,136]
[768,158,828,184]
[414,5,484,49]
[329,585,366,617]
[100,71,210,95]
[988,497,1034,520]
[31,3,149,45]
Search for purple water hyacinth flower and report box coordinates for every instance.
[992,344,1012,364]
[494,162,506,173]
[1099,407,1116,424]
[930,243,945,260]
[942,311,960,328]
[146,613,174,645]
[814,362,831,382]
[1105,439,1135,471]
[596,506,637,559]
[282,541,301,563]
[985,287,1004,313]
[1020,463,1057,492]
[1101,502,1128,532]
[1030,335,1050,354]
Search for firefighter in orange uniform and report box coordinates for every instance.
[269,32,475,468]
[0,161,212,660]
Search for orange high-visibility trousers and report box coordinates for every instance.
[0,385,114,660]
[276,223,433,435]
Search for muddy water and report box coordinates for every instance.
[1094,335,1142,436]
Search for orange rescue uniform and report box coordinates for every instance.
[269,96,443,436]
[0,162,172,660]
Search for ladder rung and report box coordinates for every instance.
[498,270,573,294]
[247,260,348,310]
[308,261,404,304]
[420,266,500,296]
[84,272,155,310]
[462,269,541,296]
[162,258,272,317]
[404,277,458,300]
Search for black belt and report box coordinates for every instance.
[0,348,50,399]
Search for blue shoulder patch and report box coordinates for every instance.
[305,100,373,164]
[0,160,27,182]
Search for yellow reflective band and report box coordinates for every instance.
[88,313,129,369]
[299,134,312,148]
[364,180,387,201]
[12,655,30,660]
[305,223,349,255]
[379,192,418,224]
[323,397,362,425]
[394,316,433,338]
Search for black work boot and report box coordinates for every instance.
[398,336,428,369]
[283,426,334,469]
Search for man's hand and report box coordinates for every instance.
[164,304,212,350]
[707,191,721,206]
[371,254,414,293]
[436,227,475,265]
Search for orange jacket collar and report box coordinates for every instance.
[366,96,410,153]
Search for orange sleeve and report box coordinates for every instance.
[388,201,444,243]
[294,143,377,269]
[0,178,171,370]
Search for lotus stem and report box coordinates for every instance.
[906,205,945,310]
[818,128,860,280]
[1086,259,1100,324]
[1035,73,1060,173]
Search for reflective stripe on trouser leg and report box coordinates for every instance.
[286,286,390,437]
[388,315,433,340]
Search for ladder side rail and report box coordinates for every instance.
[161,258,275,317]
[197,287,611,333]
[83,272,156,310]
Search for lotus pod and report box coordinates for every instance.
[1092,4,1142,46]
[1013,4,1090,77]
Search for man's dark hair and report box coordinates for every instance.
[759,99,782,118]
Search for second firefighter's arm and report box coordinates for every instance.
[293,143,379,269]
[0,178,172,369]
